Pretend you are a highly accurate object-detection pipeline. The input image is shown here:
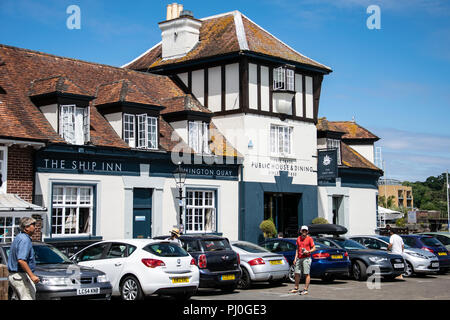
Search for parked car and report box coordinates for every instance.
[349,235,439,276]
[231,241,289,289]
[259,238,351,283]
[154,234,241,293]
[0,242,112,300]
[313,236,406,281]
[71,239,199,300]
[401,235,450,274]
[417,232,450,251]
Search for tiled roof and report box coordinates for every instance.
[0,44,239,157]
[124,11,331,72]
[160,95,211,114]
[317,117,379,141]
[29,75,91,97]
[340,141,382,173]
[95,79,162,107]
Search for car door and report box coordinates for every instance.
[98,243,131,291]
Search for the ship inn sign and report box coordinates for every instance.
[317,149,338,181]
[35,153,140,176]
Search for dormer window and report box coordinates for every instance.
[59,105,90,145]
[327,138,342,165]
[188,121,210,154]
[273,66,295,91]
[123,113,158,150]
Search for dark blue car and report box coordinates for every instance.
[401,235,450,274]
[259,238,350,282]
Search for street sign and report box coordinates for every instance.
[408,211,417,224]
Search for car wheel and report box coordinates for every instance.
[120,276,144,301]
[404,261,414,277]
[352,260,368,281]
[220,284,237,293]
[238,267,251,290]
[288,264,296,283]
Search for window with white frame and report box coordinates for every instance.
[188,121,210,154]
[123,114,158,150]
[51,185,94,236]
[0,146,6,194]
[327,139,342,165]
[59,105,90,145]
[273,67,295,91]
[0,215,21,243]
[185,190,216,233]
[270,124,293,156]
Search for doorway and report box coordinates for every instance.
[132,188,152,239]
[332,196,344,225]
[264,193,301,238]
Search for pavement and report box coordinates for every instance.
[189,273,450,300]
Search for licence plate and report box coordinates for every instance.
[432,263,439,268]
[77,288,100,296]
[331,255,343,260]
[269,260,282,265]
[221,274,235,281]
[172,277,189,284]
[438,252,447,256]
[394,263,404,269]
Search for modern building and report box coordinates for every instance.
[316,118,383,235]
[378,179,414,209]
[124,5,332,242]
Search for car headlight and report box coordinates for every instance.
[408,252,426,259]
[97,275,109,283]
[368,256,388,263]
[40,277,72,286]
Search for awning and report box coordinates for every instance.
[0,194,46,213]
[378,206,403,221]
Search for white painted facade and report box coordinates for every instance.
[159,17,202,60]
[317,185,378,236]
[35,165,240,241]
[347,144,375,164]
[212,113,317,185]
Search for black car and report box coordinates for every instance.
[313,236,406,281]
[0,242,112,300]
[154,234,241,292]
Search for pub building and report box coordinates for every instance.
[316,118,383,235]
[0,43,240,250]
[124,5,333,243]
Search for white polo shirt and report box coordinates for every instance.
[389,234,404,254]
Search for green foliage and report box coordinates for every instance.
[311,217,329,224]
[259,219,277,238]
[378,195,396,209]
[395,217,407,227]
[403,172,448,217]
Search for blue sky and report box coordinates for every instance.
[1,0,449,182]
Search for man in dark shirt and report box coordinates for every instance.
[7,217,40,300]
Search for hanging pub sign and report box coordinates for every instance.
[318,149,338,181]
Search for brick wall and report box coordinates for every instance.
[6,145,34,202]
[6,145,43,241]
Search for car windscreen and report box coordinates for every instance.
[233,242,270,253]
[332,239,367,250]
[201,239,231,252]
[421,237,444,247]
[4,245,72,265]
[143,242,189,257]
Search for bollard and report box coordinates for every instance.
[0,264,8,300]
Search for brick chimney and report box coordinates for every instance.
[159,3,202,60]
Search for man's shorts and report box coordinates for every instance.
[294,257,312,275]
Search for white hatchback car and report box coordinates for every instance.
[71,239,200,300]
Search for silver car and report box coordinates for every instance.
[231,241,289,289]
[350,235,439,276]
